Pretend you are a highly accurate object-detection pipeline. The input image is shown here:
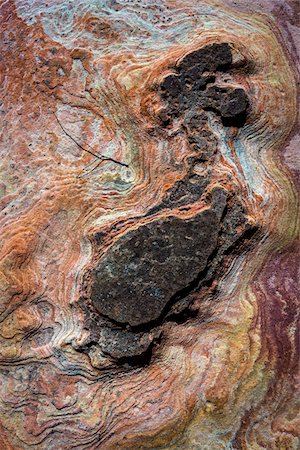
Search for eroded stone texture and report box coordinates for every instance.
[0,1,299,449]
[92,209,220,327]
[89,179,256,361]
[98,327,161,360]
[88,43,252,362]
[159,43,249,128]
[147,173,210,214]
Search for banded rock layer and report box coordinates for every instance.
[0,0,299,449]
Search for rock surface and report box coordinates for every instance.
[0,0,299,449]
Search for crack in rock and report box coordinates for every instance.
[80,43,254,367]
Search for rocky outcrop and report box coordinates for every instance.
[0,1,298,449]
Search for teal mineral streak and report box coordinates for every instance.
[235,137,258,190]
[14,0,289,209]
[15,0,256,53]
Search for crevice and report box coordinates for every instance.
[114,342,155,368]
[53,112,129,168]
[165,306,199,324]
[203,106,248,128]
[221,110,248,128]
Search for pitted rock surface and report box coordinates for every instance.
[89,189,254,362]
[1,2,297,448]
[159,42,249,128]
[91,208,220,327]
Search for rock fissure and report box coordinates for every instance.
[79,42,253,367]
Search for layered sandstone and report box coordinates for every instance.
[0,0,299,449]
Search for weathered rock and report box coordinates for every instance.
[90,185,255,359]
[92,209,220,327]
[0,1,298,449]
[159,42,249,126]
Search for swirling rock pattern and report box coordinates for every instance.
[0,0,299,449]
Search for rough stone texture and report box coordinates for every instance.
[90,187,254,360]
[92,209,221,326]
[159,43,248,127]
[0,0,299,449]
[89,42,253,362]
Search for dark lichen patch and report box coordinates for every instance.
[158,42,249,127]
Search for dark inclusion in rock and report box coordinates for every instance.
[98,327,160,361]
[89,189,255,364]
[159,42,249,127]
[84,44,253,366]
[92,209,220,327]
[146,173,210,216]
[91,205,222,364]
